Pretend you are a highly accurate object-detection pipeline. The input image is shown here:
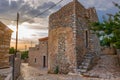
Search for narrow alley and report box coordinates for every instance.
[19,63,85,80]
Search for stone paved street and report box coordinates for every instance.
[19,63,84,80]
[0,67,12,76]
[0,67,12,80]
[19,63,120,80]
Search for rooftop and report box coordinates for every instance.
[0,21,13,32]
[39,37,48,41]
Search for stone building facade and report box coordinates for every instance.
[0,21,13,68]
[48,0,100,74]
[29,37,48,69]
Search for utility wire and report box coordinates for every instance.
[21,0,64,22]
[34,0,63,18]
[0,0,64,22]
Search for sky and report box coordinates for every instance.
[0,0,119,50]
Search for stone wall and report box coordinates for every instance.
[0,67,12,80]
[9,53,21,80]
[101,47,116,55]
[49,1,75,30]
[48,1,78,74]
[48,27,76,74]
[88,33,101,55]
[75,1,87,67]
[86,7,98,22]
[14,53,21,80]
[29,37,48,69]
[117,49,120,62]
[75,0,100,68]
[48,0,100,74]
[0,21,12,68]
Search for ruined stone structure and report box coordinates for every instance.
[0,21,13,68]
[29,37,48,68]
[48,0,100,74]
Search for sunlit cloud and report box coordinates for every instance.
[9,0,18,6]
[9,0,11,6]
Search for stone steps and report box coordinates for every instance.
[82,59,91,63]
[77,69,87,73]
[79,65,88,69]
[77,53,93,73]
[81,62,89,66]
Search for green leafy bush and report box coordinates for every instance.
[9,47,16,54]
[21,51,28,60]
[91,3,120,49]
[54,66,59,74]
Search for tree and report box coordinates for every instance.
[9,47,20,54]
[9,47,16,54]
[21,51,28,60]
[91,2,120,49]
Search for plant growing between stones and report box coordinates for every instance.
[54,66,59,74]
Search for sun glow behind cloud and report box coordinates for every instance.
[8,24,47,39]
[8,23,48,50]
[9,0,11,5]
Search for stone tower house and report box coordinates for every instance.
[48,0,100,74]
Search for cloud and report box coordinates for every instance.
[38,1,55,9]
[21,22,48,30]
[32,1,60,18]
[20,17,49,30]
[0,0,24,13]
[0,0,9,13]
[79,0,118,10]
[0,0,61,23]
[0,0,119,23]
[17,0,61,24]
[97,6,119,22]
[35,30,48,37]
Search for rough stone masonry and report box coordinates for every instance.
[0,21,12,68]
[48,0,100,74]
[29,37,48,69]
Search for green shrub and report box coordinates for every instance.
[21,51,28,60]
[9,47,15,54]
[54,66,59,74]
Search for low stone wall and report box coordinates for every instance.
[117,49,120,63]
[0,67,12,80]
[101,47,116,55]
[10,53,21,80]
[14,57,21,80]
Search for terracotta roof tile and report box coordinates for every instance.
[39,37,48,41]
